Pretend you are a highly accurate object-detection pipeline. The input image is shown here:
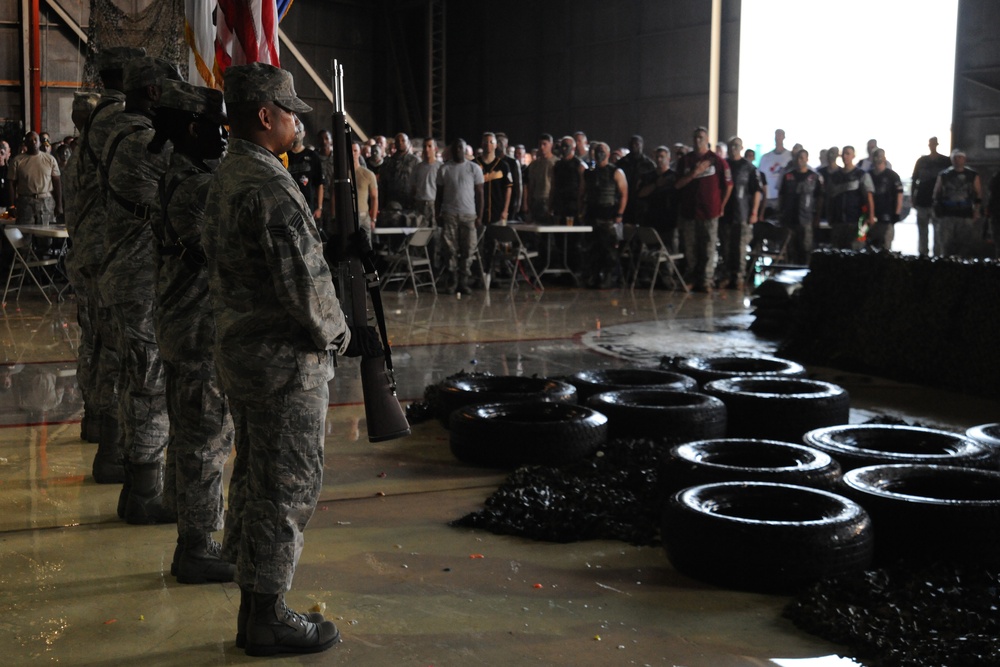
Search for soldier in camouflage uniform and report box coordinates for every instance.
[380,132,420,210]
[99,56,181,524]
[70,46,146,482]
[435,137,484,295]
[148,79,235,584]
[204,62,370,657]
[62,91,100,440]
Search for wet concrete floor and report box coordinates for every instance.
[1,281,995,665]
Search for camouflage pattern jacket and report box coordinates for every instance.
[153,152,216,363]
[70,90,125,270]
[99,111,171,305]
[203,138,351,397]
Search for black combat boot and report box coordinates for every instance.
[123,460,177,525]
[244,591,340,657]
[92,414,124,484]
[176,533,235,584]
[455,275,472,296]
[236,589,326,649]
[116,460,131,519]
[170,535,183,577]
[81,405,102,443]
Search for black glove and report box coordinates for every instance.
[343,325,382,358]
[350,229,373,258]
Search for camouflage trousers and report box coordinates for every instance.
[679,216,719,291]
[110,300,169,464]
[15,194,56,225]
[413,200,435,227]
[224,382,328,593]
[164,357,234,536]
[585,218,619,282]
[66,258,96,411]
[441,212,478,278]
[87,266,119,425]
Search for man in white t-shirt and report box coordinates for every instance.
[436,138,483,295]
[757,128,792,216]
[411,138,441,227]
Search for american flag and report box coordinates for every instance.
[185,0,294,89]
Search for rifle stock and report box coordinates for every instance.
[328,61,410,443]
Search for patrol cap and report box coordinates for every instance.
[123,56,181,92]
[223,63,312,114]
[158,80,227,122]
[95,46,146,73]
[72,91,101,114]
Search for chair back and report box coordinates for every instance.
[636,226,665,249]
[407,227,435,248]
[486,224,522,247]
[4,227,28,249]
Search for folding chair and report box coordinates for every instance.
[630,226,689,293]
[380,228,438,293]
[485,224,543,293]
[3,227,61,305]
[745,221,792,283]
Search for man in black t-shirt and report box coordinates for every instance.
[286,119,325,220]
[474,132,513,225]
[778,149,823,264]
[637,146,679,251]
[718,136,761,288]
[911,137,952,256]
[869,149,904,250]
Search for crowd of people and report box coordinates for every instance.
[0,48,998,658]
[280,125,999,295]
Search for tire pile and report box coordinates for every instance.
[748,270,806,337]
[781,249,1000,396]
[417,362,1000,664]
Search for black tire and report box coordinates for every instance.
[804,424,996,472]
[660,438,842,497]
[966,423,1000,450]
[703,376,849,442]
[449,401,608,468]
[567,368,697,401]
[670,355,806,387]
[842,464,1000,565]
[662,482,873,593]
[437,376,577,427]
[585,390,726,442]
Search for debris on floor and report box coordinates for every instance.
[785,561,1000,667]
[452,436,673,545]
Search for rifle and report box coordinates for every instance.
[327,60,410,442]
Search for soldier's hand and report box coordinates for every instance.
[344,325,381,358]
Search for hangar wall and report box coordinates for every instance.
[953,0,1000,190]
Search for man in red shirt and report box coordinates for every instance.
[675,127,732,292]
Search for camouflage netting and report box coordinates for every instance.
[82,0,187,90]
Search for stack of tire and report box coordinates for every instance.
[749,270,806,337]
[802,423,1000,566]
[440,375,609,468]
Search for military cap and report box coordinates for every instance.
[223,63,312,114]
[95,46,146,72]
[159,80,227,122]
[123,56,182,92]
[72,91,101,114]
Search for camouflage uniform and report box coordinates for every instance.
[204,135,351,593]
[155,150,234,538]
[63,92,100,431]
[72,88,127,458]
[99,107,172,467]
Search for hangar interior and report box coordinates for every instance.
[1,1,999,665]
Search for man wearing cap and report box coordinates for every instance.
[204,62,370,657]
[7,131,62,226]
[99,55,181,525]
[147,79,235,586]
[933,148,983,257]
[72,45,145,482]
